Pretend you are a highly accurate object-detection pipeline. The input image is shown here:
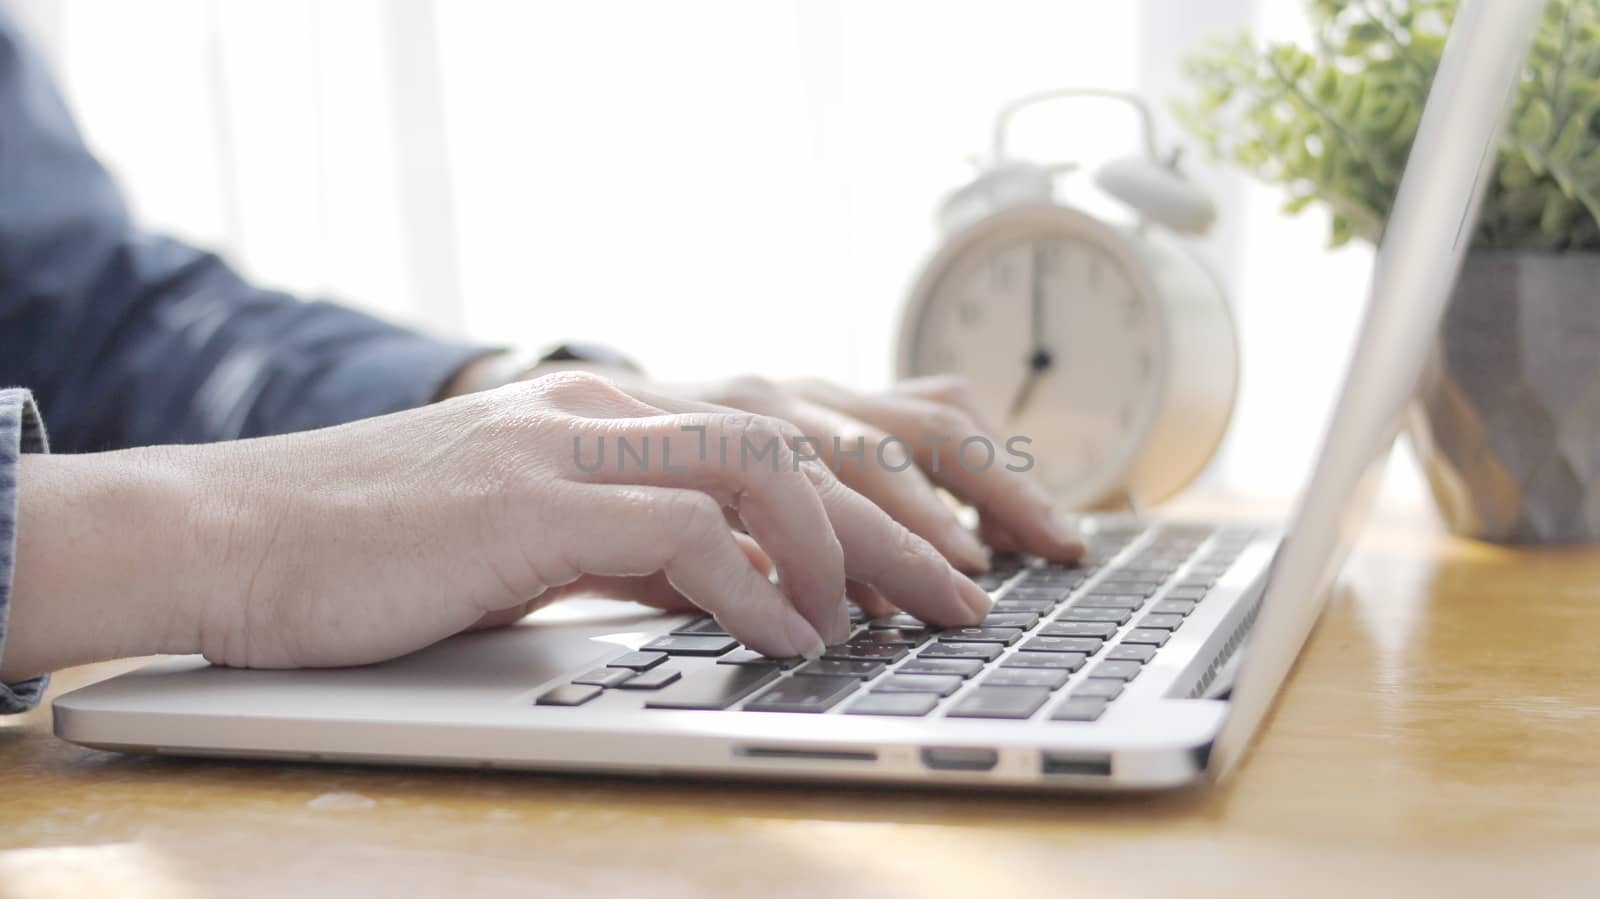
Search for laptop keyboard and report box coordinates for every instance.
[535,523,1256,723]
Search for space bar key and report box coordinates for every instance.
[644,664,783,710]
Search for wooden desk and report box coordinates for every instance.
[2,495,1599,898]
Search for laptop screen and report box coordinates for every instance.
[1208,0,1546,778]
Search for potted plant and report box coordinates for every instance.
[1177,0,1600,543]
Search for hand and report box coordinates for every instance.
[453,358,1083,596]
[4,373,994,679]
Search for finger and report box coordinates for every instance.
[781,403,990,573]
[897,377,1085,558]
[846,580,896,620]
[734,532,774,578]
[572,413,849,644]
[979,514,1020,554]
[592,390,985,629]
[803,464,991,627]
[551,483,826,658]
[803,383,1081,561]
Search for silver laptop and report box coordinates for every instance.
[52,0,1540,791]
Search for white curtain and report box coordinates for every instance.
[11,0,1410,499]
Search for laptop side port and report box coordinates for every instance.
[1040,752,1113,777]
[920,747,999,771]
[737,746,878,762]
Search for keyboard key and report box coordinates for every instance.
[1164,587,1208,601]
[938,627,1024,645]
[852,628,928,647]
[1021,636,1103,655]
[572,668,635,688]
[641,635,738,657]
[1106,644,1158,663]
[643,665,783,710]
[1123,629,1171,647]
[1085,586,1154,598]
[536,684,602,706]
[1072,679,1124,699]
[845,603,868,622]
[1002,651,1086,671]
[671,617,729,636]
[871,613,931,631]
[616,668,682,690]
[898,657,985,678]
[1003,586,1071,602]
[795,659,885,680]
[1087,660,1144,681]
[823,642,908,663]
[1140,614,1185,631]
[607,651,667,671]
[982,667,1069,689]
[873,674,963,696]
[1059,607,1132,624]
[947,687,1050,719]
[1152,599,1198,616]
[918,642,1004,662]
[846,692,940,717]
[717,649,802,668]
[982,612,1041,629]
[746,675,859,712]
[992,598,1056,613]
[1095,580,1162,594]
[1050,698,1111,721]
[1074,594,1144,609]
[1040,621,1118,639]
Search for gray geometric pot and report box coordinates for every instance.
[1407,251,1600,543]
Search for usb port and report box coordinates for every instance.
[1040,752,1112,777]
[921,747,999,771]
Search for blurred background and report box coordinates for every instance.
[8,0,1412,501]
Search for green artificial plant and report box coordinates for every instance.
[1176,0,1600,250]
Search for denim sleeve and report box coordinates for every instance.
[0,8,495,452]
[0,388,49,713]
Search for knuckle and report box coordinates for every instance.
[665,491,728,547]
[889,522,938,571]
[528,370,626,406]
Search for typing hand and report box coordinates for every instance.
[176,372,999,665]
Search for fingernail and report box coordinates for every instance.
[950,567,993,622]
[781,605,827,659]
[941,522,990,572]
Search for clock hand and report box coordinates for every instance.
[1007,243,1054,421]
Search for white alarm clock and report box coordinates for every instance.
[896,89,1239,511]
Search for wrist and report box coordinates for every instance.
[3,448,208,680]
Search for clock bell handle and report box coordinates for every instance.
[990,87,1166,166]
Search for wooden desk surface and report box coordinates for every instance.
[3,494,1599,899]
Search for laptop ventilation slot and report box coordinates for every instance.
[1187,594,1263,699]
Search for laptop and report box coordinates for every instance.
[51,0,1541,791]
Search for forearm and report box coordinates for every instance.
[1,449,209,681]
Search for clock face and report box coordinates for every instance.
[903,214,1166,509]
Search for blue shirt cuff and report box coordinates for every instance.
[0,387,50,713]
